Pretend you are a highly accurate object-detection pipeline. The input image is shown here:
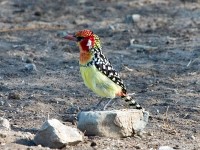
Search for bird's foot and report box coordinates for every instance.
[80,99,114,111]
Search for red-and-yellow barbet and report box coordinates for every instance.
[58,29,143,110]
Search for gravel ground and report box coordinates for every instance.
[0,0,200,149]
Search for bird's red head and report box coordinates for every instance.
[75,29,93,38]
[61,29,95,52]
[59,29,100,64]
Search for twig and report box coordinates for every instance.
[187,57,200,67]
[129,43,158,51]
[162,106,177,135]
[163,106,169,127]
[187,60,192,67]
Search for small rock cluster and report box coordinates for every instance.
[0,109,149,149]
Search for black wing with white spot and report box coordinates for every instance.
[93,52,127,94]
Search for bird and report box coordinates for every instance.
[58,29,143,110]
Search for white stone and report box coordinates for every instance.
[0,117,10,130]
[25,63,37,71]
[132,14,141,22]
[77,109,149,138]
[158,146,174,150]
[34,119,83,149]
[126,14,141,23]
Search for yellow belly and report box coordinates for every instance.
[80,66,122,98]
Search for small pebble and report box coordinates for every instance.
[147,132,153,136]
[0,101,4,106]
[8,92,21,100]
[25,63,37,71]
[130,39,135,45]
[126,14,141,23]
[90,141,97,147]
[173,145,179,149]
[158,146,174,150]
[132,14,141,22]
[25,58,33,63]
[185,134,195,140]
[22,57,33,63]
[0,117,10,130]
[0,133,7,138]
[191,135,195,140]
[37,145,42,148]
[134,145,141,149]
[34,11,42,16]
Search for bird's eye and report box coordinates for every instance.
[77,37,84,41]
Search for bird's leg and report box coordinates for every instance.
[80,99,104,111]
[93,98,113,111]
[95,99,105,108]
[83,98,106,111]
[103,99,113,110]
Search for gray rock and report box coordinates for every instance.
[126,14,141,23]
[0,117,10,130]
[34,119,83,149]
[77,109,149,138]
[25,63,37,71]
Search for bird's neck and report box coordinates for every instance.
[79,46,93,65]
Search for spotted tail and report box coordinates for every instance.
[122,95,143,110]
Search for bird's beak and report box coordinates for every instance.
[57,31,77,41]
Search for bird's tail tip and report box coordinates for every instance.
[123,95,143,110]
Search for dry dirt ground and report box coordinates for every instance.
[0,0,200,149]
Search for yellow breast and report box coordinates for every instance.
[80,66,122,98]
